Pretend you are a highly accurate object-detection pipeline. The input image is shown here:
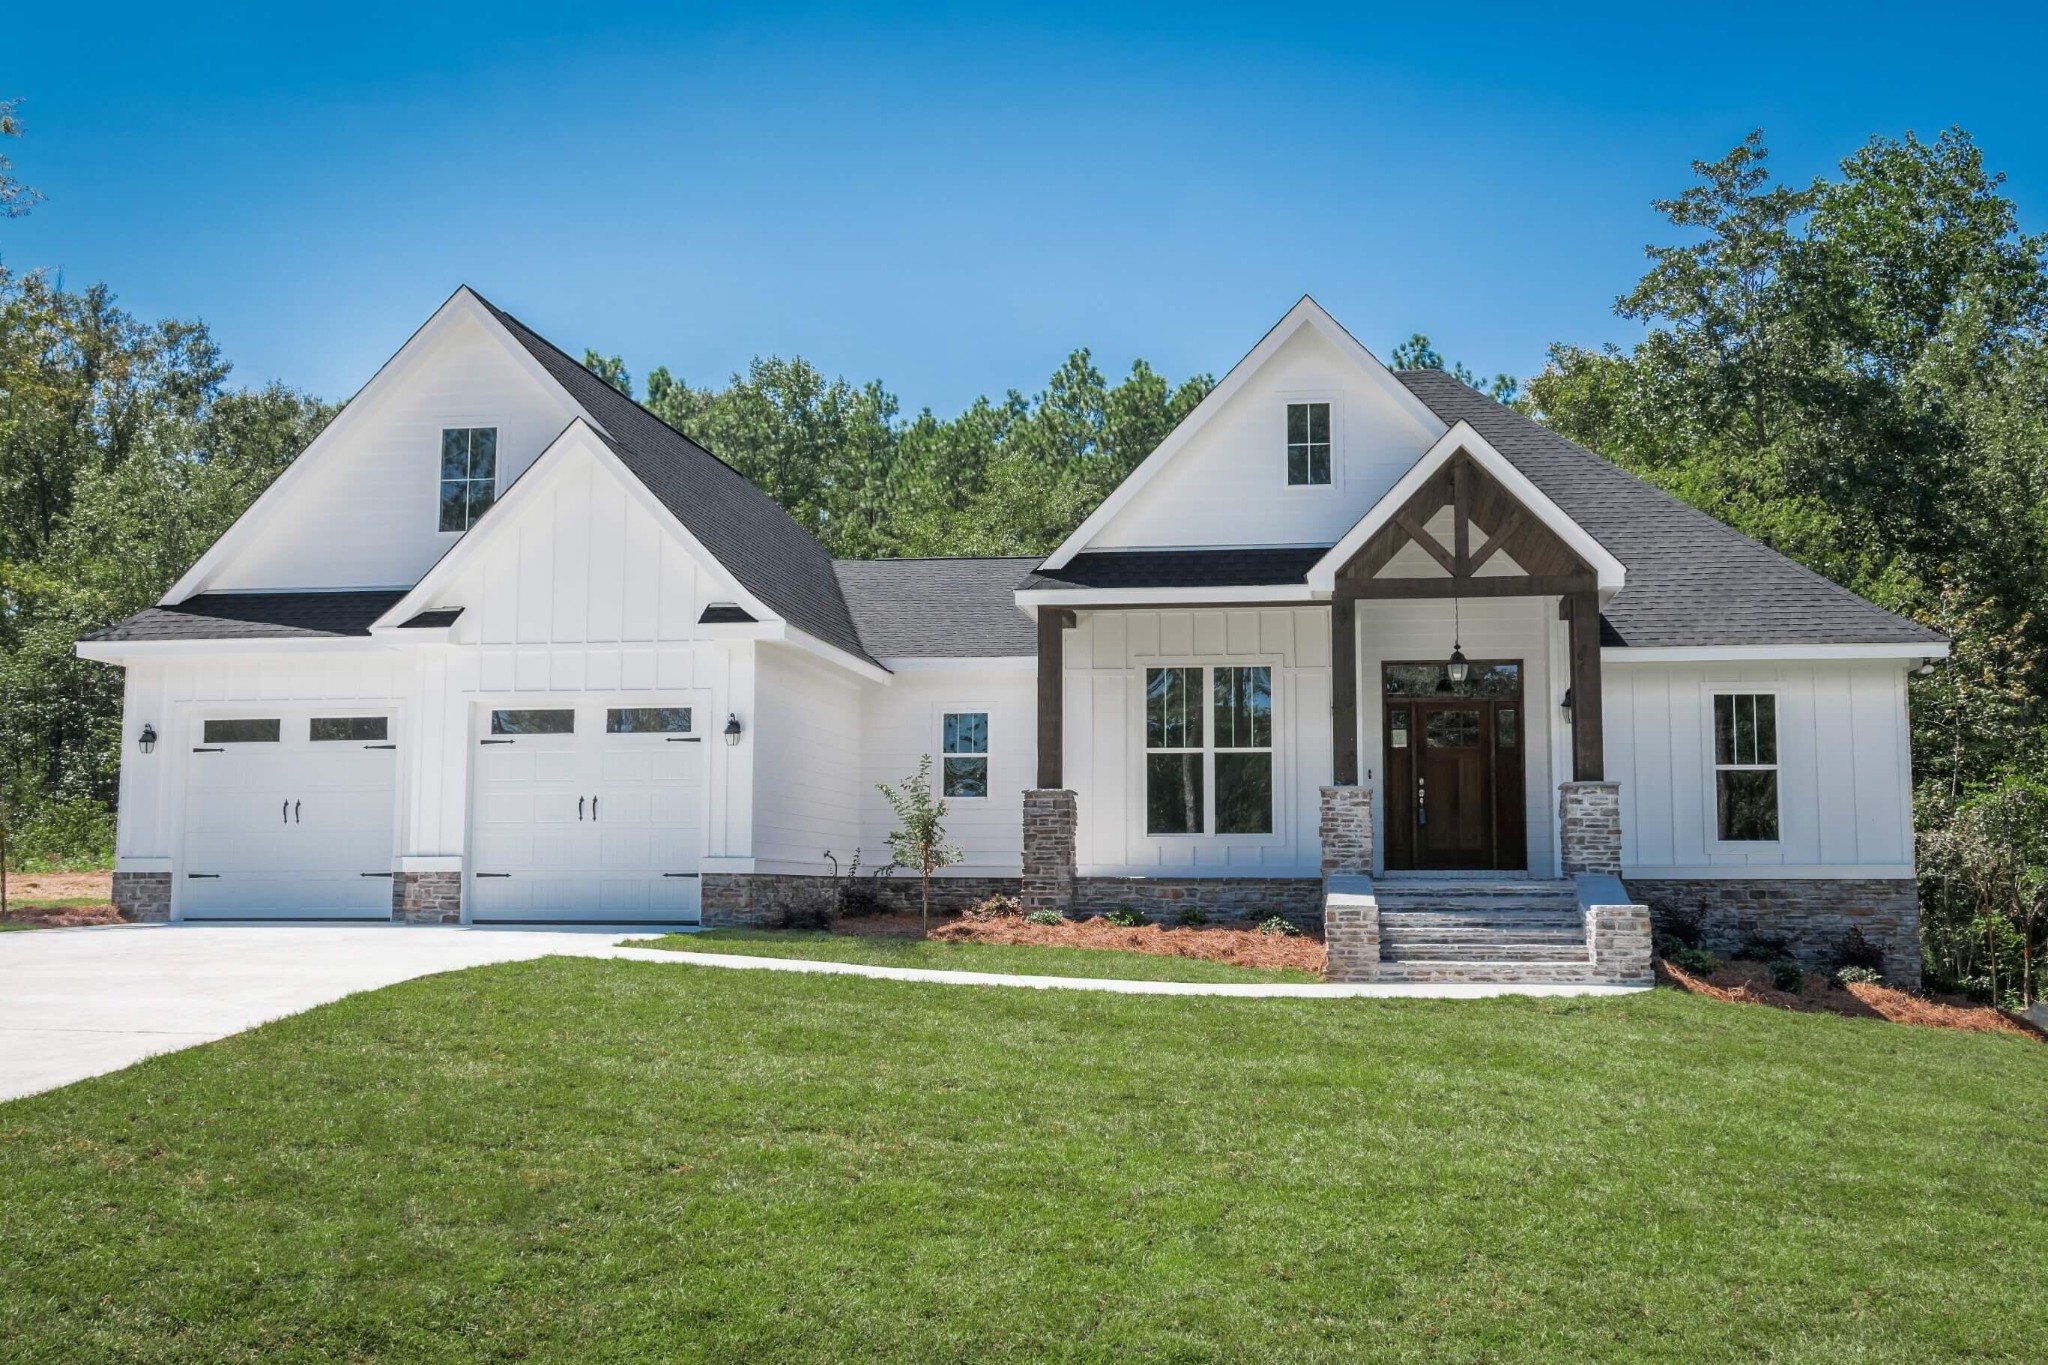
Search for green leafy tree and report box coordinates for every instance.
[1390,331,1520,404]
[581,351,632,398]
[876,755,960,933]
[0,97,42,218]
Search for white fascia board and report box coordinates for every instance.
[76,637,389,665]
[771,626,894,685]
[878,655,1037,673]
[1038,296,1447,572]
[1017,584,1320,609]
[1603,642,1948,664]
[1307,420,1627,594]
[164,287,600,604]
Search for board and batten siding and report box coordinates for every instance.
[1355,596,1564,876]
[752,645,864,877]
[1066,606,1332,876]
[859,664,1036,878]
[207,309,584,593]
[1606,659,1916,876]
[1087,324,1440,552]
[394,439,756,866]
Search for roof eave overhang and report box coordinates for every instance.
[76,636,387,664]
[1015,584,1321,612]
[1307,420,1627,595]
[1603,641,1949,663]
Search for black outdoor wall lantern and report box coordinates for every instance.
[138,723,158,755]
[1560,688,1575,726]
[724,713,743,747]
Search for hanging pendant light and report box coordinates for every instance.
[1446,595,1470,685]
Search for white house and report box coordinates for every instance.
[79,290,1945,984]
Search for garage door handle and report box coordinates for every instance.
[579,796,585,821]
[294,801,302,824]
[592,797,599,821]
[282,799,289,824]
[475,872,511,879]
[187,873,220,879]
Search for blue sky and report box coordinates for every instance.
[7,2,2047,413]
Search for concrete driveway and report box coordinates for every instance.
[0,923,653,1102]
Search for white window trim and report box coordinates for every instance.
[1704,685,1784,849]
[1280,394,1340,493]
[1136,659,1282,842]
[437,426,501,536]
[935,704,992,802]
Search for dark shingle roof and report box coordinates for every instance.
[1023,546,1327,592]
[699,604,758,625]
[1391,369,1944,648]
[476,294,877,667]
[84,591,407,642]
[834,558,1039,657]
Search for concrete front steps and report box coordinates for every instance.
[1370,876,1610,984]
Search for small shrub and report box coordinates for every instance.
[1663,944,1720,977]
[1173,906,1209,928]
[775,900,833,932]
[1024,908,1064,927]
[1733,934,1792,963]
[1834,926,1887,973]
[1102,906,1147,928]
[1256,915,1301,937]
[1766,957,1807,992]
[1833,964,1884,988]
[963,893,1022,922]
[1660,902,1707,948]
[836,882,887,918]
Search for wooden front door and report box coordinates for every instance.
[1382,663,1528,871]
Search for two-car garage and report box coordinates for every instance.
[174,702,706,924]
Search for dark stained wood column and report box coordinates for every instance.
[1566,589,1605,781]
[1036,608,1075,789]
[1331,597,1358,785]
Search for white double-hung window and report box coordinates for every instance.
[1144,665,1274,835]
[1712,692,1779,842]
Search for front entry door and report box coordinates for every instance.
[1381,662,1528,871]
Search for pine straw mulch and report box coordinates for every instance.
[0,900,123,929]
[828,912,1326,974]
[4,870,112,901]
[1659,958,2042,1040]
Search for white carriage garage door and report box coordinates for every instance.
[180,713,399,921]
[469,704,707,924]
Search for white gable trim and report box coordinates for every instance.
[1306,421,1627,593]
[1038,297,1448,571]
[162,287,602,603]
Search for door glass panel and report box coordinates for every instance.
[311,716,388,742]
[1498,708,1517,748]
[1424,710,1481,748]
[203,718,280,743]
[491,709,575,735]
[1384,663,1521,698]
[606,707,692,734]
[1389,707,1410,749]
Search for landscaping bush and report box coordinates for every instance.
[1767,957,1808,992]
[1663,943,1721,977]
[3,798,115,871]
[1173,906,1209,927]
[1835,926,1887,973]
[963,893,1022,922]
[1660,902,1707,948]
[1834,964,1885,988]
[1102,906,1147,928]
[1733,934,1793,962]
[775,900,833,932]
[1256,916,1301,937]
[1024,909,1063,927]
[836,882,887,918]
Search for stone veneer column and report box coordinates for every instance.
[1319,786,1373,875]
[1021,789,1077,917]
[112,870,172,923]
[391,871,462,925]
[1558,781,1622,876]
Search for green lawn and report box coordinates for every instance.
[5,960,2048,1361]
[635,927,1320,983]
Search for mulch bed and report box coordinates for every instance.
[0,901,123,929]
[829,912,1327,974]
[1660,958,2041,1040]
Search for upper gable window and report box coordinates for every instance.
[439,427,498,533]
[1286,402,1331,485]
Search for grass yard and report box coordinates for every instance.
[5,959,2048,1361]
[637,927,1321,983]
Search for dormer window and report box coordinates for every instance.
[1286,402,1331,485]
[439,427,498,532]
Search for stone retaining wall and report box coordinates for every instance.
[392,871,462,925]
[112,871,171,923]
[1628,877,1921,986]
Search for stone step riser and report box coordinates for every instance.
[1382,934,1588,949]
[1379,913,1583,927]
[1383,948,1593,964]
[1374,895,1579,908]
[1371,965,1634,985]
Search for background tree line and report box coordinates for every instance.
[4,113,2045,999]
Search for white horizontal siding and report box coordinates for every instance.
[753,646,863,876]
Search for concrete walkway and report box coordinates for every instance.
[0,924,1646,1102]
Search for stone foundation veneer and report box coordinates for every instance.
[1021,789,1077,917]
[1580,876,1655,986]
[1559,781,1622,876]
[701,873,1024,926]
[1076,876,1322,927]
[392,871,462,925]
[1322,876,1381,982]
[112,871,172,923]
[1627,877,1921,988]
[1318,786,1373,875]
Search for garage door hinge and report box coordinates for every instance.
[187,873,220,879]
[475,872,511,878]
[479,739,515,746]
[359,872,396,878]
[666,737,701,743]
[662,872,700,878]
[192,747,223,753]
[364,743,397,750]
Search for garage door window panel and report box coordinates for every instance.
[491,709,575,735]
[310,717,389,742]
[607,707,693,734]
[202,718,281,744]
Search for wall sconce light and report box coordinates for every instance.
[724,713,743,747]
[138,723,158,755]
[1560,688,1574,726]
